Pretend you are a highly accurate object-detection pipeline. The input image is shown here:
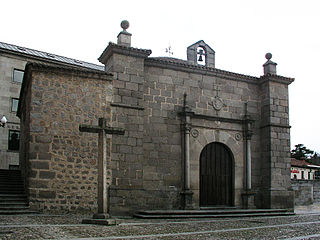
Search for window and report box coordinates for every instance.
[8,130,20,151]
[301,171,304,179]
[13,69,24,83]
[11,98,19,112]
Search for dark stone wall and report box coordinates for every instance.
[258,79,293,209]
[21,67,113,213]
[292,180,320,206]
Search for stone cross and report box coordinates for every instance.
[79,118,125,219]
[213,84,221,97]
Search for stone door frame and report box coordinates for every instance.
[188,126,244,208]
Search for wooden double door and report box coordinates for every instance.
[200,142,233,206]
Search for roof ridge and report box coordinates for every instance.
[0,41,104,71]
[147,57,260,80]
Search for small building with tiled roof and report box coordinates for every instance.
[291,158,320,180]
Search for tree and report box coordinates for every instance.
[309,152,320,165]
[291,144,314,160]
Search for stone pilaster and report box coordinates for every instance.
[179,94,195,210]
[98,37,152,214]
[242,110,255,209]
[259,56,294,208]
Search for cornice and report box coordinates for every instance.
[24,62,112,80]
[98,42,152,64]
[145,58,260,85]
[110,103,144,110]
[259,73,294,85]
[260,123,291,129]
[179,111,247,125]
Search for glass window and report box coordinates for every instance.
[11,98,19,112]
[8,130,20,151]
[13,69,24,83]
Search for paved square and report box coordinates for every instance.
[1,206,320,239]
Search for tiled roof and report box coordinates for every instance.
[0,41,104,71]
[150,57,195,65]
[291,158,309,167]
[147,57,260,82]
[291,158,320,168]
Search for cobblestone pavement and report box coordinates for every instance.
[1,206,320,240]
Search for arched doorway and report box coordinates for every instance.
[200,142,234,206]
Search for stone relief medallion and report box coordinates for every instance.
[210,96,224,111]
[235,133,242,141]
[191,128,199,138]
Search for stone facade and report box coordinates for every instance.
[0,55,25,169]
[18,64,112,212]
[292,180,320,205]
[0,42,104,170]
[18,25,295,215]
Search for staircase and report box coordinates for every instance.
[0,169,37,214]
[134,207,295,219]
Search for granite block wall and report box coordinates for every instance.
[105,46,264,213]
[259,79,293,208]
[0,55,25,169]
[20,65,113,213]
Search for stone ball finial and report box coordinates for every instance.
[121,20,129,31]
[265,52,272,60]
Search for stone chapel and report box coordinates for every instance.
[17,21,294,215]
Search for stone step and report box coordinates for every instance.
[136,208,292,215]
[0,202,28,206]
[0,198,27,202]
[0,183,24,189]
[0,186,25,190]
[0,171,21,173]
[0,185,24,189]
[0,190,25,194]
[0,179,23,182]
[0,171,31,215]
[134,209,294,219]
[0,174,22,177]
[0,209,39,215]
[134,212,295,219]
[0,181,24,184]
[0,176,22,179]
[0,175,21,178]
[0,194,27,198]
[0,206,30,210]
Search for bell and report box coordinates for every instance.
[197,49,204,62]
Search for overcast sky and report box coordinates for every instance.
[1,0,319,153]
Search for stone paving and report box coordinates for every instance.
[1,206,320,240]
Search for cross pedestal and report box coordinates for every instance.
[79,118,124,225]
